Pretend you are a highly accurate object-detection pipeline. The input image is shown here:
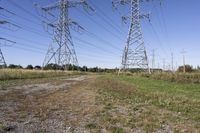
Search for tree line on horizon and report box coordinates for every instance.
[0,63,118,73]
[0,63,200,73]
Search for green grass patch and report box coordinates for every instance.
[140,72,200,84]
[85,123,98,129]
[109,127,124,133]
[93,75,200,131]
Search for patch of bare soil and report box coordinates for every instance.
[0,75,99,133]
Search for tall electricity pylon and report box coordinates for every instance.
[113,0,151,73]
[0,48,6,67]
[0,21,7,67]
[181,49,186,73]
[40,0,94,69]
[152,49,155,72]
[0,7,17,67]
[0,37,16,67]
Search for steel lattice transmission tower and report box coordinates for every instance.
[40,0,94,69]
[0,6,17,68]
[113,0,151,73]
[0,37,16,67]
[0,48,6,67]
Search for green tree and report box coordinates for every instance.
[26,65,33,69]
[8,64,23,69]
[178,65,193,73]
[34,65,42,70]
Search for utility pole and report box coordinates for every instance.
[163,58,165,71]
[181,49,186,73]
[38,0,94,69]
[157,62,160,69]
[175,61,178,71]
[152,49,155,72]
[112,0,152,74]
[171,52,174,72]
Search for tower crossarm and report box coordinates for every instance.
[41,0,94,13]
[0,20,8,24]
[0,20,21,28]
[0,6,15,15]
[0,37,16,44]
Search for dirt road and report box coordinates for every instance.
[0,75,98,133]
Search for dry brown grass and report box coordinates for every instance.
[0,69,83,81]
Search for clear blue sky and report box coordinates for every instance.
[0,0,199,69]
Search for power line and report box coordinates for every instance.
[0,6,49,37]
[88,0,125,35]
[159,1,172,52]
[0,29,119,58]
[148,22,169,56]
[0,5,41,26]
[0,31,48,49]
[7,42,118,63]
[74,41,120,58]
[84,30,121,51]
[1,3,120,59]
[0,15,50,38]
[78,54,119,64]
[5,0,122,57]
[76,8,123,41]
[73,35,119,55]
[6,0,42,21]
[152,1,165,36]
[1,2,120,63]
[10,45,45,54]
[14,41,46,51]
[3,4,122,52]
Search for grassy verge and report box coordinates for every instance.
[92,75,200,132]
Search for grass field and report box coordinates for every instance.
[0,69,86,89]
[0,69,84,81]
[140,72,200,84]
[1,72,200,132]
[92,74,200,132]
